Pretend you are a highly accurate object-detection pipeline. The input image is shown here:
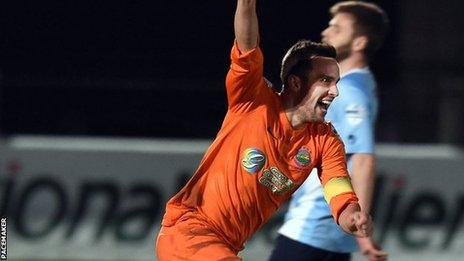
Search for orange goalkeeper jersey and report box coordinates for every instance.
[161,41,358,252]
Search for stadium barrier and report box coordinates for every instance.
[0,136,463,261]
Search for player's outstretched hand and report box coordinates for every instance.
[338,203,373,237]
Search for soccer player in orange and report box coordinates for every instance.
[155,0,373,260]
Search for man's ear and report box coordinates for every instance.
[353,35,368,52]
[287,74,302,92]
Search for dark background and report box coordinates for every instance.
[1,0,463,143]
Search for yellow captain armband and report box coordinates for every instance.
[323,177,354,204]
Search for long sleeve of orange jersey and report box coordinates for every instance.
[318,125,359,223]
[225,40,265,113]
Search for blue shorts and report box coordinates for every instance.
[269,235,351,261]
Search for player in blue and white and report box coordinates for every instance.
[270,2,389,261]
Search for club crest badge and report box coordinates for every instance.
[241,148,266,174]
[294,147,311,168]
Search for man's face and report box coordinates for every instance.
[321,12,357,61]
[294,56,340,123]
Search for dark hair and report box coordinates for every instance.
[330,1,389,58]
[280,40,336,90]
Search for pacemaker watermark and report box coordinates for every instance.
[1,217,6,260]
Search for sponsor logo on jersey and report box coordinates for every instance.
[294,147,311,168]
[241,148,266,174]
[345,104,366,125]
[259,167,294,194]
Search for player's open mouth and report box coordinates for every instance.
[317,99,332,111]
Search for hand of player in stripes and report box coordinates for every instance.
[357,236,388,261]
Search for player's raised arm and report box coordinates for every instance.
[234,0,258,52]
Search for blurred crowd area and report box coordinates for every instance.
[0,0,463,142]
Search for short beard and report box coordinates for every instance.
[335,44,351,62]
